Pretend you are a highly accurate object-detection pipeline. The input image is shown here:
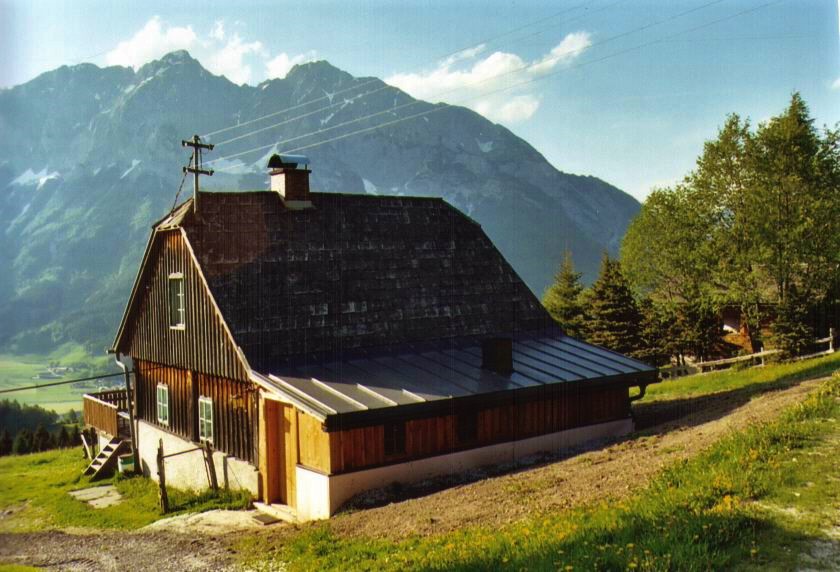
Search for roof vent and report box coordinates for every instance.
[481,337,513,375]
[267,153,312,208]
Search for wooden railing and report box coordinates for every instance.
[696,349,780,373]
[83,390,129,438]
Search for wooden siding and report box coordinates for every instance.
[135,359,257,464]
[122,230,249,382]
[326,385,630,474]
[298,411,331,473]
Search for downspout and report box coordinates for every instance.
[114,353,140,472]
[629,384,648,403]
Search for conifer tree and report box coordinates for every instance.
[585,254,643,356]
[70,425,82,447]
[13,429,32,455]
[0,430,12,456]
[33,424,51,452]
[57,426,70,448]
[772,284,813,358]
[542,251,587,337]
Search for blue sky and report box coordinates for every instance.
[2,0,838,200]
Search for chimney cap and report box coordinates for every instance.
[267,153,310,170]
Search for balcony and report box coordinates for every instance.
[83,389,131,439]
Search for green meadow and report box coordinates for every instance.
[0,344,119,414]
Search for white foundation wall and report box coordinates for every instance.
[295,417,633,521]
[136,420,259,495]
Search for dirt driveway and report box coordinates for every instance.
[0,375,828,570]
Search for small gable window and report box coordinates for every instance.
[198,396,214,444]
[156,384,170,426]
[384,421,406,457]
[168,273,185,329]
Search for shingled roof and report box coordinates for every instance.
[177,191,553,372]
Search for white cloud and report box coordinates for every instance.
[106,16,197,69]
[204,34,266,85]
[210,20,225,41]
[530,32,592,74]
[386,32,591,125]
[475,95,541,124]
[265,50,318,79]
[832,77,840,90]
[106,17,315,85]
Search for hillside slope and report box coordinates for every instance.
[0,51,640,352]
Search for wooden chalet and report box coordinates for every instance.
[89,154,657,520]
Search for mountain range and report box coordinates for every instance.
[0,50,640,354]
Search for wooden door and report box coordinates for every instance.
[281,403,298,508]
[260,398,282,504]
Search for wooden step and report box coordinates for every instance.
[82,439,129,480]
[252,502,298,524]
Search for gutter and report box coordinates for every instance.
[114,353,140,471]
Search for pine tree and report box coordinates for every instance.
[66,409,78,424]
[13,429,32,455]
[772,284,813,359]
[633,298,671,366]
[70,425,82,446]
[57,426,70,448]
[0,430,12,456]
[542,250,587,338]
[585,254,643,356]
[33,424,51,452]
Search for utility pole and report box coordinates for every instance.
[182,135,214,214]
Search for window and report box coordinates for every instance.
[384,421,405,456]
[156,384,169,426]
[168,273,185,328]
[198,396,214,443]
[457,411,478,444]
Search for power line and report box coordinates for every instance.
[201,0,596,140]
[210,0,624,149]
[212,0,774,169]
[0,372,126,395]
[0,364,173,395]
[206,0,726,162]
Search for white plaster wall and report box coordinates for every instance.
[295,418,633,521]
[136,420,259,495]
[295,468,332,520]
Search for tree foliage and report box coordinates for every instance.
[621,94,840,359]
[542,251,587,338]
[584,254,643,357]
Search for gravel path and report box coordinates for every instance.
[0,375,828,570]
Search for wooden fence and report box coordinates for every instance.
[660,328,836,379]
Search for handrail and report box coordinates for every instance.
[83,393,120,410]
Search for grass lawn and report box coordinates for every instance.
[238,371,840,571]
[0,343,119,413]
[638,350,840,402]
[0,448,250,532]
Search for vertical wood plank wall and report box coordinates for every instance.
[135,359,257,464]
[124,230,248,382]
[259,398,282,504]
[282,404,298,508]
[327,385,629,474]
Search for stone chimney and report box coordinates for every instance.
[267,153,312,209]
[481,337,513,375]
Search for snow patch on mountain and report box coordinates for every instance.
[362,179,379,195]
[121,160,141,179]
[11,168,60,189]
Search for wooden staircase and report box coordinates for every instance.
[84,438,129,480]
